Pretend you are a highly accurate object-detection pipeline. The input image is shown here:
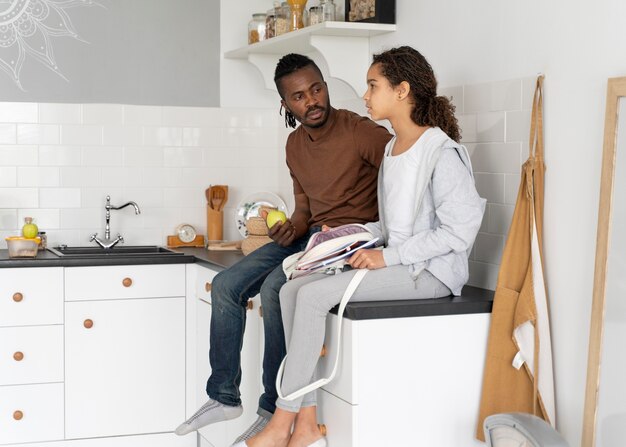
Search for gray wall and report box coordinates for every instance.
[0,0,220,106]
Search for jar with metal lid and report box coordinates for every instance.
[248,13,267,44]
[308,5,323,25]
[320,0,336,21]
[37,231,47,250]
[275,2,289,36]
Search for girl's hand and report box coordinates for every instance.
[321,224,332,232]
[348,249,386,270]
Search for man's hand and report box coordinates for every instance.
[267,219,297,247]
[261,209,297,247]
[348,248,386,270]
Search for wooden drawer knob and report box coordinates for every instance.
[12,292,23,302]
[318,424,327,436]
[84,319,94,329]
[258,305,263,318]
[247,301,254,311]
[320,345,327,357]
[13,410,23,421]
[122,277,133,287]
[205,282,212,292]
[13,351,24,361]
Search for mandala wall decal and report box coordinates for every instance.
[0,0,102,91]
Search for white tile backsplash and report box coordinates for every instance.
[474,173,505,204]
[0,145,38,166]
[464,79,522,113]
[476,111,506,143]
[0,167,17,187]
[0,102,38,123]
[0,124,16,144]
[468,142,522,174]
[82,104,124,126]
[82,146,124,167]
[0,188,38,208]
[39,145,81,166]
[0,81,528,293]
[487,203,516,235]
[506,110,532,143]
[142,127,183,146]
[17,167,61,187]
[163,147,203,167]
[61,125,103,146]
[17,209,60,230]
[17,124,60,145]
[103,125,143,146]
[61,167,103,187]
[39,103,82,124]
[40,188,81,208]
[504,173,522,204]
[0,209,17,229]
[124,105,162,126]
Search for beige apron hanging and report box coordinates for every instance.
[476,75,556,440]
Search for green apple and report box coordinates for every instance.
[266,210,287,228]
[22,218,39,239]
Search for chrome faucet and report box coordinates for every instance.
[90,195,141,249]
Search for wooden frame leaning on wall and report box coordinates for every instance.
[582,76,626,447]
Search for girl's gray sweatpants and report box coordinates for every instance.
[276,265,451,412]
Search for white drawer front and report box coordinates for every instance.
[0,383,64,445]
[196,266,219,304]
[0,325,63,386]
[0,268,63,327]
[65,264,186,301]
[317,389,356,447]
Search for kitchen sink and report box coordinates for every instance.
[48,245,184,257]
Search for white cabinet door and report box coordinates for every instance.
[65,297,186,439]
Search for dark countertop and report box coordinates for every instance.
[0,246,493,321]
[0,246,238,269]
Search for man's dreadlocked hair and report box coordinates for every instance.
[274,53,324,129]
[372,46,461,142]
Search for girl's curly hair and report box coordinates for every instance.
[372,46,460,142]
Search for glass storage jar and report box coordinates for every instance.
[275,2,289,36]
[320,0,336,21]
[248,13,267,44]
[308,5,323,25]
[286,0,307,31]
[265,8,276,38]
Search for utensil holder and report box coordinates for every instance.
[207,206,224,241]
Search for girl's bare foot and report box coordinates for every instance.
[246,428,290,447]
[286,426,324,447]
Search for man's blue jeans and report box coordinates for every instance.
[206,228,318,416]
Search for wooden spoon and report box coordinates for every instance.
[212,187,225,211]
[205,186,212,206]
